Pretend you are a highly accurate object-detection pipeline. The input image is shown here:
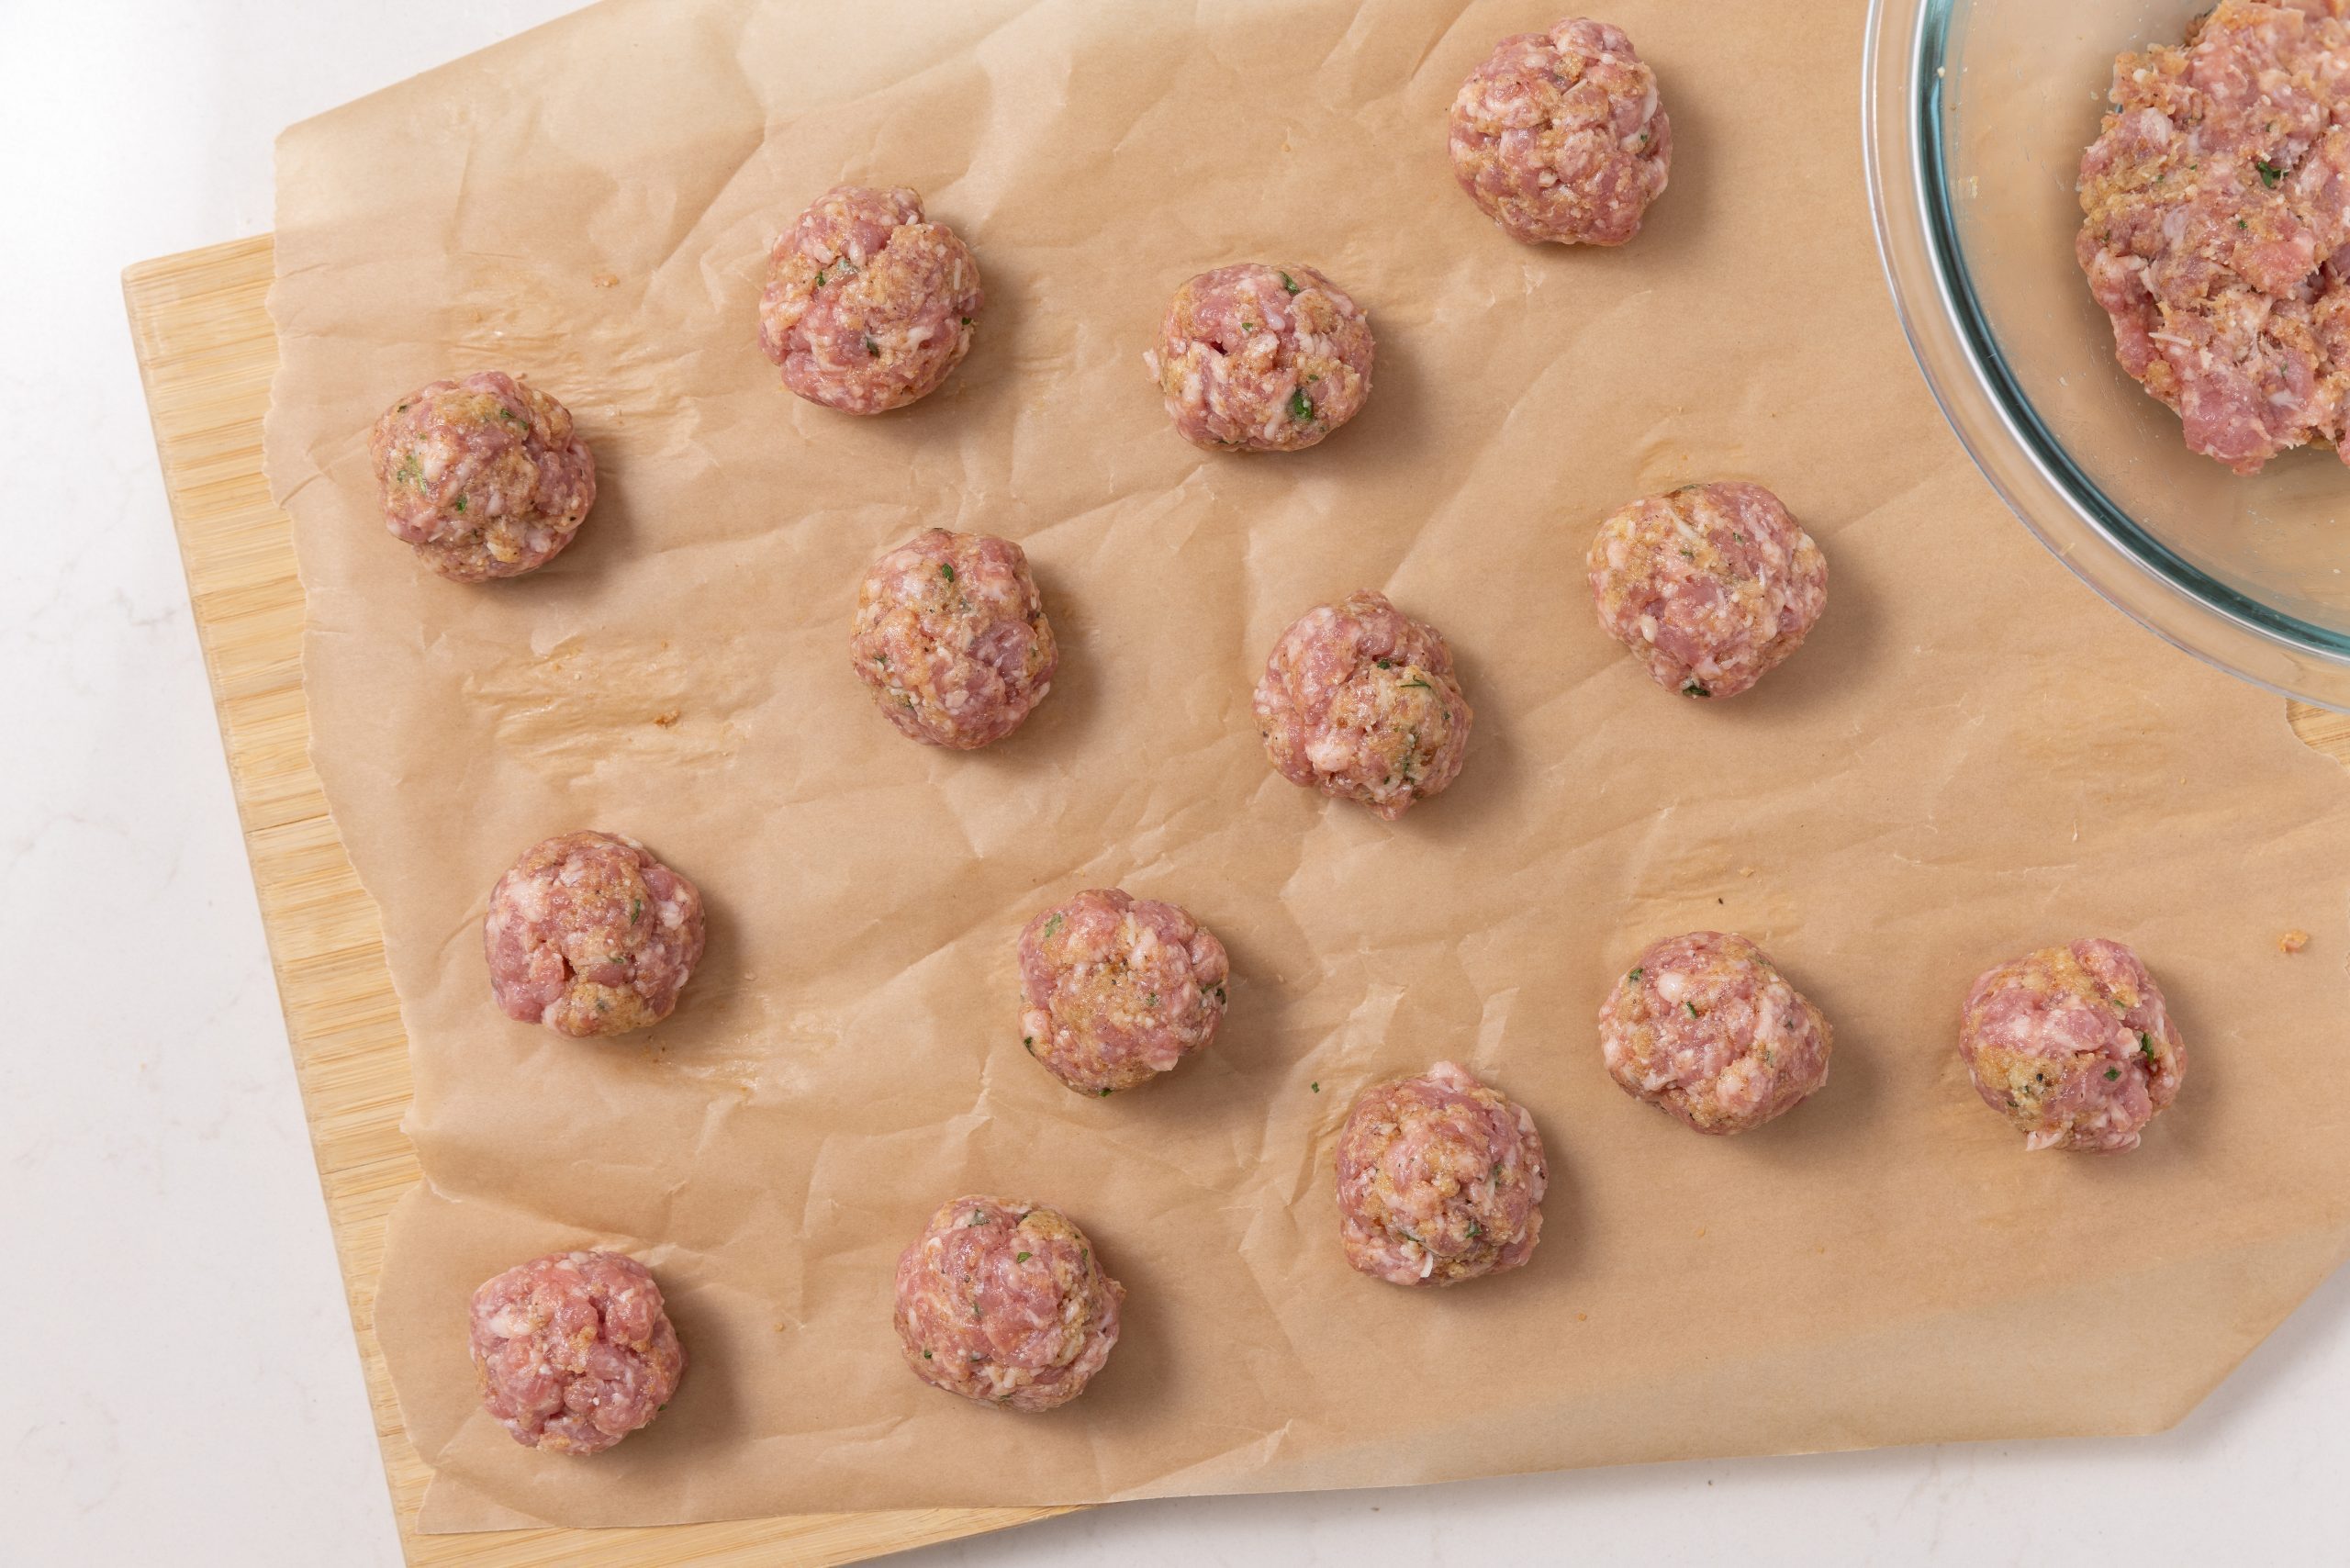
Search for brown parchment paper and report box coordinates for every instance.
[263,0,2350,1533]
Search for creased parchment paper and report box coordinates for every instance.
[263,0,2350,1533]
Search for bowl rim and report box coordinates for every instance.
[1862,0,2350,711]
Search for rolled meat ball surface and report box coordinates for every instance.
[468,1249,685,1455]
[1599,931,1832,1134]
[1959,938,2186,1153]
[849,529,1058,749]
[893,1195,1124,1411]
[757,185,982,415]
[1253,589,1472,820]
[1587,482,1828,700]
[1147,263,1374,451]
[1018,888,1229,1096]
[367,371,597,582]
[1335,1060,1548,1287]
[1449,17,1672,247]
[484,831,706,1037]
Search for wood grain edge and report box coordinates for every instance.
[2289,701,2350,764]
[122,235,1066,1566]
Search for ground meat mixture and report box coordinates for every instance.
[1586,482,1828,700]
[2078,2,2350,472]
[1449,17,1672,247]
[757,185,982,415]
[1253,589,1473,820]
[1146,263,1375,451]
[849,529,1058,748]
[367,372,596,581]
[1334,1061,1548,1287]
[484,831,706,1037]
[468,1250,685,1455]
[1959,938,2188,1153]
[893,1195,1124,1411]
[1017,888,1229,1096]
[1599,932,1833,1135]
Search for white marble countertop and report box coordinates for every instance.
[6,3,2345,1562]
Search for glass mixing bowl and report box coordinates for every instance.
[1865,0,2350,709]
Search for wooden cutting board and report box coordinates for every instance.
[122,234,1067,1566]
[121,233,2350,1562]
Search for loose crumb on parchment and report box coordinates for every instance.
[2279,929,2311,955]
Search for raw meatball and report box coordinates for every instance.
[1017,888,1229,1095]
[849,529,1058,748]
[1334,1061,1548,1287]
[1147,263,1374,452]
[757,185,982,415]
[1587,482,1828,700]
[1449,17,1673,247]
[468,1249,685,1455]
[2078,2,2350,472]
[484,831,706,1037]
[367,371,597,582]
[1599,932,1832,1135]
[1959,938,2188,1153]
[893,1195,1124,1411]
[1253,589,1473,820]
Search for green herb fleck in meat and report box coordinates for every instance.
[2105,1067,2121,1081]
[941,562,956,584]
[2259,160,2285,187]
[1288,388,1314,421]
[1684,1001,1699,1020]
[630,899,643,924]
[813,269,828,287]
[864,334,881,356]
[1015,1251,1031,1263]
[1098,1087,1113,1097]
[1041,913,1063,941]
[2139,1032,2154,1058]
[1628,967,1644,982]
[1278,271,1300,294]
[1399,677,1432,690]
[453,495,466,513]
[1682,681,1709,698]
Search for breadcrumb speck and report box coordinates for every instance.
[2280,928,2311,954]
